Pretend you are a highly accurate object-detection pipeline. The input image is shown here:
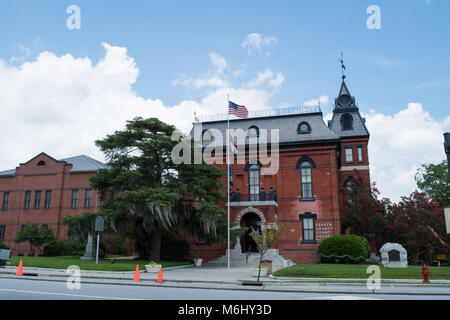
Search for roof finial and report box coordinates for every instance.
[340,52,346,80]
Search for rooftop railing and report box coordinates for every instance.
[197,105,321,123]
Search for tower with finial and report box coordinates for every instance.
[340,52,346,80]
[328,54,371,225]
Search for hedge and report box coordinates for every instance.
[318,235,371,264]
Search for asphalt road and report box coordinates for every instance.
[0,278,449,300]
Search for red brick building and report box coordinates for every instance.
[0,152,107,255]
[190,78,371,264]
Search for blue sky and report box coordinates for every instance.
[2,0,449,118]
[0,0,449,202]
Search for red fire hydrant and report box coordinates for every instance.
[421,265,431,283]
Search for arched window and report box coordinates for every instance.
[341,113,353,131]
[300,162,313,199]
[296,157,316,200]
[37,160,46,166]
[248,164,260,201]
[297,122,311,134]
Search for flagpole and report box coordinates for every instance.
[227,94,230,269]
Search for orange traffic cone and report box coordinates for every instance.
[133,264,140,282]
[16,259,23,276]
[157,266,163,283]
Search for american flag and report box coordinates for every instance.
[229,101,248,118]
[230,133,238,154]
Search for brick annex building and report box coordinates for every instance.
[190,77,371,264]
[0,153,107,255]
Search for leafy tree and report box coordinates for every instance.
[15,223,55,256]
[387,191,449,265]
[415,160,450,207]
[249,225,283,282]
[342,172,391,249]
[90,117,233,260]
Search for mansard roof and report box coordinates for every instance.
[194,111,340,146]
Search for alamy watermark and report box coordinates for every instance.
[66,5,81,30]
[367,5,381,30]
[171,123,280,175]
[366,265,381,290]
[66,265,81,290]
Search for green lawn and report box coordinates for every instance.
[273,264,450,280]
[9,256,191,271]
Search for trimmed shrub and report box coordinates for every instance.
[358,237,372,258]
[0,242,7,249]
[318,235,371,264]
[43,239,85,256]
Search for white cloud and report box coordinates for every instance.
[243,69,285,89]
[172,52,230,89]
[303,95,329,107]
[242,33,277,55]
[0,43,278,171]
[443,116,450,131]
[9,45,32,65]
[209,53,227,74]
[363,103,447,203]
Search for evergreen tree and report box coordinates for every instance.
[90,117,231,260]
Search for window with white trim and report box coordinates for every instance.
[357,146,363,162]
[345,147,353,163]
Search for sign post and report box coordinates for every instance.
[443,134,450,234]
[94,216,104,265]
[444,208,450,234]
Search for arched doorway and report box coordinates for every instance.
[240,212,262,253]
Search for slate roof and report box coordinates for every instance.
[60,155,109,173]
[0,169,15,177]
[193,112,340,147]
[0,154,108,177]
[328,112,370,138]
[328,79,370,138]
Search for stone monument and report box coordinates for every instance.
[379,242,408,268]
[80,232,96,260]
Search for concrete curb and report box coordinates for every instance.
[268,275,450,285]
[1,272,450,295]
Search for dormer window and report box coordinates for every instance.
[202,129,214,143]
[248,126,259,138]
[37,160,46,166]
[246,126,259,145]
[341,113,353,131]
[297,122,311,134]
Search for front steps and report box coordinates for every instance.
[205,242,295,267]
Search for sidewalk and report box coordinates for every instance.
[1,265,450,296]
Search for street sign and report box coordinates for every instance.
[444,208,450,234]
[94,216,104,233]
